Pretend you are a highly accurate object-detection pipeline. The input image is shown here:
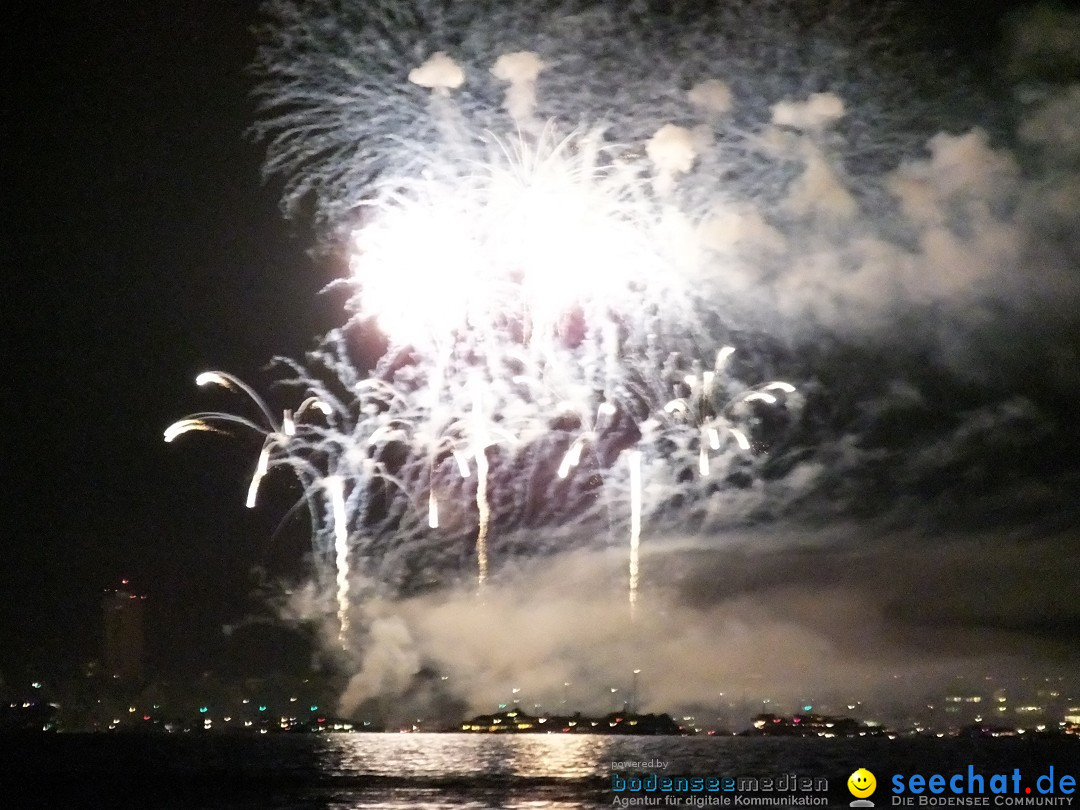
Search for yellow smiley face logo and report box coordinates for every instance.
[848,768,877,798]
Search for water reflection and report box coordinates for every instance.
[20,733,1073,810]
[316,734,617,808]
[321,732,611,779]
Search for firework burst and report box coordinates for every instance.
[165,0,1007,638]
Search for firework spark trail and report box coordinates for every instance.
[628,449,642,620]
[658,347,796,479]
[474,447,490,593]
[427,489,439,529]
[325,475,351,646]
[470,380,493,593]
[166,325,797,608]
[246,442,273,508]
[169,357,431,577]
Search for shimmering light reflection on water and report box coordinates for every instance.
[11,733,1080,810]
[323,732,610,779]
[316,734,617,808]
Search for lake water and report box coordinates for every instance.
[6,733,1079,808]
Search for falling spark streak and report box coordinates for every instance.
[284,397,330,437]
[557,451,574,479]
[662,347,796,475]
[474,446,490,593]
[368,424,408,445]
[729,428,751,451]
[298,396,333,416]
[707,426,721,450]
[453,451,472,478]
[715,346,736,369]
[557,437,587,478]
[195,371,233,389]
[163,419,217,442]
[325,475,350,646]
[428,490,439,529]
[193,370,279,428]
[469,380,493,593]
[765,382,796,393]
[569,439,585,466]
[628,450,642,620]
[245,443,272,508]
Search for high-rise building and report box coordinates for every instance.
[102,579,146,682]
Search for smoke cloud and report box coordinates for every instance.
[275,529,1078,725]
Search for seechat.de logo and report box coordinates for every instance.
[849,768,877,807]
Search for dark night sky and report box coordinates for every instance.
[3,0,1078,698]
[5,1,342,678]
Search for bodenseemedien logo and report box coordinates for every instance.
[610,766,830,806]
[848,768,877,807]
